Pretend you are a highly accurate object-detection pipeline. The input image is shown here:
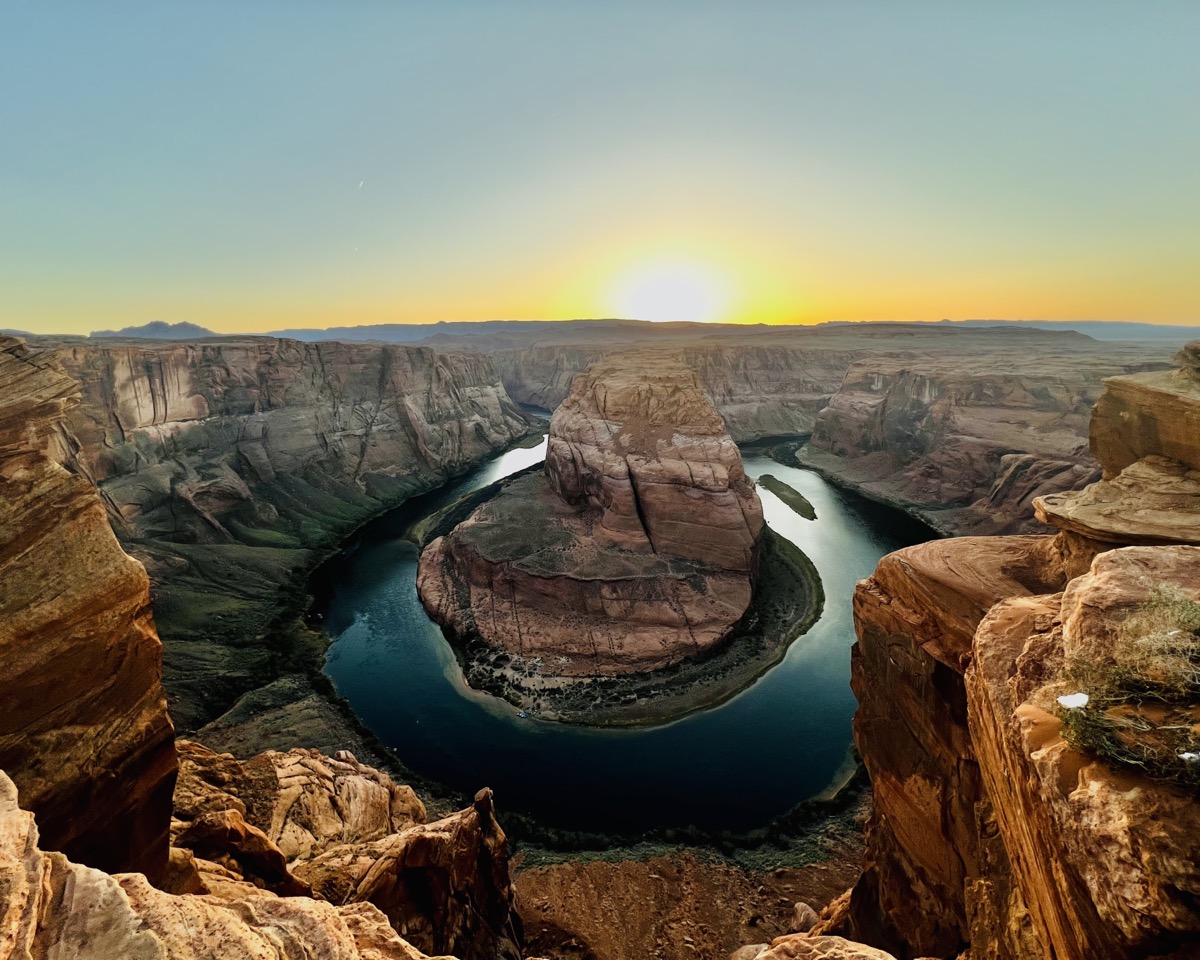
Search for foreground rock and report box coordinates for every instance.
[419,357,765,688]
[0,769,450,960]
[838,343,1200,958]
[169,740,519,960]
[0,337,176,881]
[35,335,529,735]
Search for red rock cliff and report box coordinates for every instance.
[0,336,177,881]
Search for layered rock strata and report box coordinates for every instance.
[493,326,1167,536]
[37,336,529,733]
[0,758,518,960]
[840,343,1200,958]
[800,351,1166,535]
[169,741,519,960]
[0,336,176,881]
[418,357,764,680]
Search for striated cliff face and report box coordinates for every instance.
[418,357,764,685]
[40,336,529,733]
[968,547,1200,960]
[841,343,1200,959]
[494,343,862,440]
[800,353,1164,535]
[494,330,1168,538]
[0,337,177,881]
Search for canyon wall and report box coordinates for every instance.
[0,338,523,958]
[0,337,177,881]
[800,351,1166,535]
[493,342,861,440]
[840,344,1200,959]
[37,336,529,733]
[493,329,1167,536]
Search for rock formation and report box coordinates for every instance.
[168,741,519,960]
[418,356,764,682]
[0,759,520,960]
[492,327,1170,537]
[800,350,1168,535]
[0,335,521,959]
[0,336,177,881]
[838,343,1200,959]
[33,335,530,734]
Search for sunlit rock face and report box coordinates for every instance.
[418,355,764,677]
[840,341,1200,959]
[0,336,177,882]
[544,356,763,570]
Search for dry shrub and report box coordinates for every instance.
[1058,586,1200,791]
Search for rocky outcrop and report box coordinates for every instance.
[166,741,518,960]
[752,936,900,959]
[845,536,1065,957]
[0,768,452,960]
[418,357,764,685]
[841,343,1200,958]
[1089,345,1200,477]
[0,337,176,881]
[543,356,762,569]
[494,329,1167,535]
[37,336,529,732]
[801,352,1163,535]
[968,548,1200,960]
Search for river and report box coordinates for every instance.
[319,439,933,834]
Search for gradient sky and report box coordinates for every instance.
[3,1,1198,334]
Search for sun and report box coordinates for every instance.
[609,260,732,323]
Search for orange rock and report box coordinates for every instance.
[0,337,176,881]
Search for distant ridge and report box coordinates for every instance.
[822,318,1200,342]
[90,320,216,339]
[260,317,1200,346]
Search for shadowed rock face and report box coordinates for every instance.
[0,337,177,881]
[38,336,529,734]
[841,342,1200,959]
[419,355,764,678]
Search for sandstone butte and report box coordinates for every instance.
[827,342,1200,960]
[417,354,765,678]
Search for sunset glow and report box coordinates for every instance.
[1,3,1198,335]
[609,260,733,323]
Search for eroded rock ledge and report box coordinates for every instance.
[418,356,770,708]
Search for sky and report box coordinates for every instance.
[2,1,1198,335]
